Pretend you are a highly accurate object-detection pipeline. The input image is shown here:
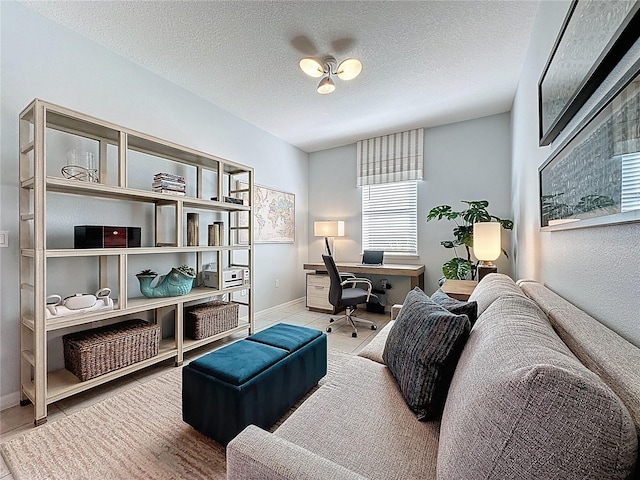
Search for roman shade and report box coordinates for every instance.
[356,128,424,186]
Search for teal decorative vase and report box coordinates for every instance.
[136,268,195,298]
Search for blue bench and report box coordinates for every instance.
[182,323,327,445]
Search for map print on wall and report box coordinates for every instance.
[238,182,295,243]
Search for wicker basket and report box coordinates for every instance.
[185,301,239,340]
[63,319,160,382]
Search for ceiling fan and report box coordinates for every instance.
[299,56,362,94]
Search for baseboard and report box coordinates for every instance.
[254,297,305,319]
[1,390,22,411]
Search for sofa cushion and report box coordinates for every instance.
[438,294,638,479]
[430,288,478,326]
[519,279,640,470]
[274,355,440,479]
[468,272,525,316]
[357,320,394,364]
[382,287,471,420]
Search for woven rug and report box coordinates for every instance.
[1,351,353,480]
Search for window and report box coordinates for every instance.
[621,152,640,213]
[362,181,417,254]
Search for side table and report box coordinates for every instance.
[441,280,478,301]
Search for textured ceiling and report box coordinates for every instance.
[21,1,539,153]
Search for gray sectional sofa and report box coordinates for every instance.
[227,274,640,479]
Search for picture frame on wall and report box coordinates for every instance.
[237,182,295,243]
[539,63,640,231]
[538,0,640,146]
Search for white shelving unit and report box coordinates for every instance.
[18,99,254,425]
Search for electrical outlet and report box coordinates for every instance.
[275,279,280,288]
[241,289,247,296]
[0,231,7,248]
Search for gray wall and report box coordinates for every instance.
[511,0,640,346]
[308,113,513,305]
[0,2,309,407]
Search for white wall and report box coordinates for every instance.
[0,2,309,407]
[308,113,512,304]
[511,0,640,347]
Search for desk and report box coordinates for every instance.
[303,263,425,289]
[303,262,425,313]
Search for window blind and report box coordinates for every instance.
[356,128,424,186]
[362,181,417,254]
[621,152,640,212]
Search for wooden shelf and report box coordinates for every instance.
[40,176,251,212]
[182,323,250,353]
[18,98,255,425]
[20,245,250,259]
[46,339,177,403]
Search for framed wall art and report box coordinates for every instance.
[538,0,640,146]
[539,64,640,231]
[238,182,295,243]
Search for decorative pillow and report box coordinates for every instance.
[382,287,471,420]
[430,288,478,327]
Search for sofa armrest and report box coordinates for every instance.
[227,425,367,480]
[357,321,395,364]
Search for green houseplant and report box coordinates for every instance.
[426,200,513,281]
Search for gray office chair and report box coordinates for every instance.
[322,254,377,338]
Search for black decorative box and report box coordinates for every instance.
[74,225,141,249]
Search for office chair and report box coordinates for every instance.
[322,254,378,338]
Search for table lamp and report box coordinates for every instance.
[473,221,501,281]
[314,220,345,257]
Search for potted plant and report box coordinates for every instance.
[426,200,513,281]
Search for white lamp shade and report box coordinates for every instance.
[314,220,345,237]
[473,222,501,261]
[299,58,324,78]
[336,58,362,80]
[317,76,335,94]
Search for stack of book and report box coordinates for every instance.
[153,173,186,196]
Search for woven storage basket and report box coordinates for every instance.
[185,301,239,340]
[63,319,160,382]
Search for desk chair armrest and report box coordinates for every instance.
[339,272,356,287]
[340,277,373,301]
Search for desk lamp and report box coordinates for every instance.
[473,222,501,281]
[314,221,344,257]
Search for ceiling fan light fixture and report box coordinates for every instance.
[336,58,362,80]
[317,75,336,94]
[299,58,324,78]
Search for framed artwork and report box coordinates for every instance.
[238,182,295,243]
[538,0,640,146]
[539,66,640,231]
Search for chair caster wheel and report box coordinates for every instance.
[352,332,357,338]
[371,325,377,330]
[327,327,332,333]
[329,318,334,323]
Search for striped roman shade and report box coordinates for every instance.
[356,128,424,186]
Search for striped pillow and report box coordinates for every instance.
[430,288,478,327]
[383,287,471,420]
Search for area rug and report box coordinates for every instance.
[1,351,353,480]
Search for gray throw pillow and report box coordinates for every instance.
[383,287,471,420]
[430,288,478,327]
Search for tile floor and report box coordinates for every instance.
[0,300,390,479]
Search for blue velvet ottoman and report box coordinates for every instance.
[182,323,327,445]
